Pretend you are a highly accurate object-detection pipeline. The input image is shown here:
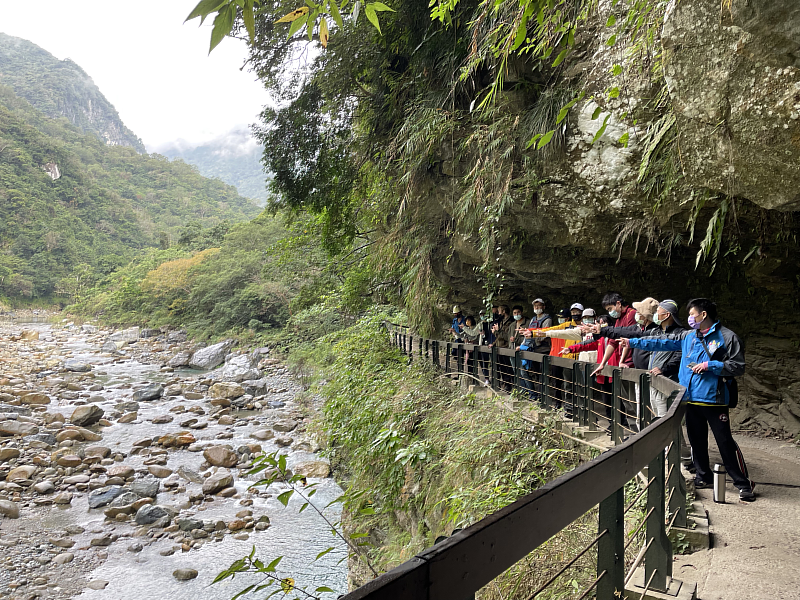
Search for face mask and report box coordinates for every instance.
[653,314,664,325]
[599,322,608,328]
[558,318,566,324]
[635,313,645,325]
[534,308,543,315]
[688,314,704,329]
[513,314,523,321]
[582,318,595,325]
[571,313,581,320]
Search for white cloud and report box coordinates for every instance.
[0,0,270,150]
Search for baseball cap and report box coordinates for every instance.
[658,299,682,326]
[570,303,584,311]
[532,298,545,305]
[582,308,596,317]
[452,305,461,314]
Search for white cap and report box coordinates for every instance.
[570,303,585,311]
[532,298,545,305]
[452,305,461,314]
[582,308,596,317]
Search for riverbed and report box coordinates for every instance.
[0,317,347,600]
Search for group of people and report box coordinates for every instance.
[448,293,756,502]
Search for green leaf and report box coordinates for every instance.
[369,1,394,11]
[299,502,309,513]
[277,490,294,506]
[364,4,380,33]
[329,0,344,28]
[359,506,376,515]
[525,133,542,150]
[315,547,335,560]
[606,14,616,26]
[591,106,603,120]
[592,114,611,143]
[551,47,568,67]
[350,532,370,539]
[618,132,630,147]
[512,23,527,51]
[262,556,283,573]
[232,585,256,600]
[287,13,309,36]
[209,4,236,53]
[611,64,623,76]
[242,3,256,42]
[608,86,620,99]
[185,0,228,23]
[606,34,617,46]
[315,587,337,593]
[536,129,555,149]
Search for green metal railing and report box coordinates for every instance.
[339,324,690,600]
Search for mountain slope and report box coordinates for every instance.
[0,83,261,299]
[159,129,271,206]
[0,32,145,152]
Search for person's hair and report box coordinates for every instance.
[602,293,625,307]
[465,316,476,327]
[597,315,611,325]
[512,304,524,313]
[687,298,718,322]
[499,304,510,315]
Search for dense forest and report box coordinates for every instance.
[0,80,260,300]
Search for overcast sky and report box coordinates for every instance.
[0,0,268,152]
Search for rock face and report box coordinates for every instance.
[216,352,261,382]
[293,460,331,478]
[70,405,104,426]
[189,339,235,370]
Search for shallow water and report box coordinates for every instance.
[9,322,348,599]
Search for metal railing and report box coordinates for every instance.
[340,324,690,600]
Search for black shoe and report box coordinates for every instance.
[739,484,756,502]
[694,478,711,490]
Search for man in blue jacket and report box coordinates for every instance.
[620,298,755,502]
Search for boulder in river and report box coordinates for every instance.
[64,358,91,372]
[20,392,50,405]
[215,352,261,383]
[110,326,140,343]
[189,339,235,370]
[135,504,173,525]
[173,569,198,581]
[293,461,331,478]
[0,420,39,437]
[70,405,104,427]
[168,351,192,367]
[209,382,245,399]
[202,471,234,495]
[132,383,164,402]
[130,479,160,498]
[101,340,119,354]
[203,446,238,468]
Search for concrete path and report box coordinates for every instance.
[673,433,800,600]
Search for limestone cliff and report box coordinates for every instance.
[0,33,145,153]
[421,0,800,435]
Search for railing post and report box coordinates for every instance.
[668,426,688,529]
[597,487,625,600]
[570,364,578,422]
[645,449,672,592]
[584,363,594,429]
[611,370,622,445]
[513,350,520,392]
[541,355,551,407]
[639,373,651,429]
[445,342,451,374]
[409,334,414,360]
[490,346,498,390]
[433,340,439,368]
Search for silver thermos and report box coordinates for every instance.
[713,463,726,503]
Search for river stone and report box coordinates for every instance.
[57,455,82,467]
[135,504,172,525]
[173,568,198,581]
[20,329,39,340]
[178,518,203,531]
[73,426,102,441]
[87,395,107,403]
[33,480,56,494]
[70,405,104,426]
[118,412,137,423]
[158,433,195,448]
[64,359,91,372]
[241,378,269,395]
[293,461,331,478]
[85,446,111,458]
[167,351,192,367]
[20,392,50,405]
[110,491,140,507]
[0,448,21,462]
[152,414,173,424]
[189,339,234,369]
[177,466,204,484]
[64,474,90,484]
[0,499,19,519]
[101,340,119,353]
[130,479,160,498]
[274,437,292,447]
[53,492,73,504]
[184,391,204,400]
[140,328,160,338]
[90,534,114,547]
[81,324,98,334]
[110,326,140,343]
[132,383,164,402]
[0,403,30,416]
[148,465,173,478]
[203,446,238,468]
[53,553,74,565]
[7,465,36,482]
[117,401,140,412]
[209,382,245,399]
[87,580,109,590]
[0,420,38,437]
[202,471,233,495]
[88,485,124,509]
[27,433,57,446]
[216,352,261,383]
[272,419,298,432]
[49,537,75,548]
[107,465,135,479]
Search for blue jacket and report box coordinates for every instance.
[451,316,465,338]
[627,322,745,406]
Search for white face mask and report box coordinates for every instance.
[513,314,523,321]
[635,313,645,325]
[582,318,595,325]
[534,308,543,315]
[558,318,566,324]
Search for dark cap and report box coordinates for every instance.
[659,299,682,326]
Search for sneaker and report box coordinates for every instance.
[739,485,756,502]
[694,478,711,490]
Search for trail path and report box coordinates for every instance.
[674,433,800,600]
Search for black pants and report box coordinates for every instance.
[685,403,752,491]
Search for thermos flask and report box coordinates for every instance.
[713,463,726,503]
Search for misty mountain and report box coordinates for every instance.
[158,129,271,206]
[0,32,145,152]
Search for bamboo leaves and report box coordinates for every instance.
[185,0,261,53]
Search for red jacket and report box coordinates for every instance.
[568,337,620,384]
[607,306,636,367]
